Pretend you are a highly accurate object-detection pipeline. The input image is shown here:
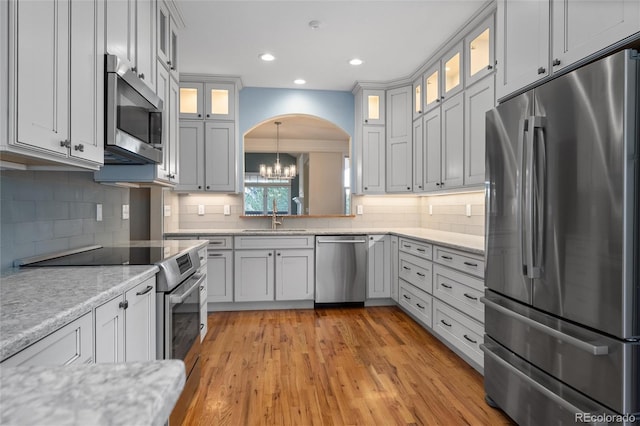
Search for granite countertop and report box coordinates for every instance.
[0,360,185,426]
[165,228,485,254]
[0,265,158,361]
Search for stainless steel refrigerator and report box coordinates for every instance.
[483,49,639,425]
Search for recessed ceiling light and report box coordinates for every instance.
[294,79,306,85]
[349,58,364,66]
[259,53,275,62]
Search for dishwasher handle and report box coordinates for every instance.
[317,239,368,244]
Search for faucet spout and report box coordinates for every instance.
[271,199,282,230]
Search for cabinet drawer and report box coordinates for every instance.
[200,235,233,249]
[432,299,484,368]
[433,264,484,323]
[399,238,432,260]
[234,235,314,249]
[2,312,93,367]
[399,280,432,328]
[434,246,484,278]
[197,247,207,265]
[398,252,433,294]
[200,302,208,341]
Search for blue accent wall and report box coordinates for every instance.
[239,87,354,139]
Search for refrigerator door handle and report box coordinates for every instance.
[534,122,546,279]
[481,297,609,355]
[518,117,530,276]
[525,116,545,279]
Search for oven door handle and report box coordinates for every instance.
[169,273,205,305]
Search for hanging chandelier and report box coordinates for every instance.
[259,121,297,180]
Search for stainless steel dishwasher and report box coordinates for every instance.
[315,235,367,305]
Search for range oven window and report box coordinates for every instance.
[116,79,162,146]
[169,275,201,361]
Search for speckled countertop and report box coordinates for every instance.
[165,227,485,254]
[0,360,185,426]
[0,265,159,361]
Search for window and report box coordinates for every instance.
[244,174,291,215]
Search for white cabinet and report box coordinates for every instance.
[234,236,315,302]
[4,0,104,169]
[234,250,275,302]
[1,313,93,367]
[361,125,386,194]
[412,118,424,192]
[496,0,550,99]
[155,62,179,183]
[205,237,233,303]
[390,236,399,302]
[551,0,640,73]
[362,89,385,125]
[464,75,495,186]
[106,0,155,92]
[465,15,495,87]
[386,86,413,193]
[412,76,423,120]
[196,246,208,341]
[177,121,205,190]
[442,42,464,101]
[95,277,156,363]
[275,249,315,301]
[157,0,179,80]
[422,108,442,192]
[440,92,465,189]
[179,82,236,121]
[367,235,391,299]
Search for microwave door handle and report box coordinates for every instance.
[169,273,204,305]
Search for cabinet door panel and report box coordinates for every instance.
[465,14,495,87]
[179,82,204,120]
[362,126,385,193]
[156,62,171,180]
[367,235,391,298]
[464,75,495,186]
[204,122,236,191]
[412,119,424,192]
[204,83,235,121]
[207,251,233,302]
[95,296,125,364]
[16,0,69,155]
[386,86,412,193]
[441,92,464,189]
[136,0,155,92]
[496,0,549,99]
[168,77,180,180]
[69,0,104,164]
[234,250,274,301]
[105,0,135,66]
[124,278,156,362]
[177,121,205,191]
[552,0,640,72]
[423,108,442,191]
[275,249,314,301]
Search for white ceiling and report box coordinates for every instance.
[177,0,488,91]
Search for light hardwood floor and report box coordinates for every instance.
[182,306,514,425]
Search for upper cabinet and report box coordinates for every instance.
[354,86,386,194]
[157,0,179,80]
[362,89,386,125]
[386,86,413,193]
[497,0,640,100]
[179,82,236,121]
[442,42,464,101]
[412,76,423,121]
[551,0,640,73]
[465,15,495,87]
[106,0,156,92]
[423,62,441,113]
[1,0,105,170]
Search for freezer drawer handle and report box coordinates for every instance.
[481,344,586,414]
[481,297,609,355]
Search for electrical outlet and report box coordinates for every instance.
[429,205,433,215]
[198,204,205,216]
[356,205,364,215]
[122,204,129,220]
[224,205,231,216]
[96,204,103,221]
[164,205,171,217]
[466,204,472,217]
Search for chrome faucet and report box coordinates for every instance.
[271,199,282,230]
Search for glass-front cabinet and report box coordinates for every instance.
[362,89,385,125]
[412,76,423,120]
[465,15,495,86]
[442,42,464,100]
[179,83,203,119]
[424,62,440,112]
[204,83,235,121]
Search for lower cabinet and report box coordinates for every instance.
[95,276,156,363]
[432,299,483,367]
[234,236,315,302]
[399,281,432,327]
[367,234,391,298]
[1,312,93,367]
[390,236,399,302]
[206,238,233,303]
[197,246,208,342]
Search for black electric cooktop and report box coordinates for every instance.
[22,246,170,267]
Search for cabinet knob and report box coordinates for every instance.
[198,114,202,118]
[60,139,70,148]
[167,60,172,66]
[407,187,410,190]
[138,73,145,80]
[206,186,210,189]
[418,185,422,189]
[364,119,368,123]
[436,183,440,186]
[119,300,129,310]
[440,96,444,100]
[171,66,176,71]
[74,144,84,152]
[277,252,281,256]
[487,64,493,70]
[537,67,546,75]
[552,58,561,67]
[198,185,202,189]
[206,114,210,118]
[440,182,444,186]
[436,99,440,103]
[131,67,137,73]
[370,237,374,240]
[364,187,368,190]
[268,252,272,256]
[418,110,422,114]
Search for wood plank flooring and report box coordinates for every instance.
[182,307,513,425]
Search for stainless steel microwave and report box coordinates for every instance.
[105,54,163,164]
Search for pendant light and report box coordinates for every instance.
[259,121,297,180]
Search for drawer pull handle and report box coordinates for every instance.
[209,241,224,245]
[463,293,478,301]
[403,294,411,300]
[416,272,426,277]
[136,285,154,296]
[208,253,223,257]
[403,244,411,248]
[200,323,205,330]
[440,319,452,327]
[416,248,426,252]
[463,261,478,267]
[463,334,477,344]
[416,303,425,309]
[441,255,453,260]
[200,285,205,291]
[441,283,452,289]
[403,266,411,271]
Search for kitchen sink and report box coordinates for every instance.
[241,229,307,232]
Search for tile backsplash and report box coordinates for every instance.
[420,191,485,236]
[0,171,129,271]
